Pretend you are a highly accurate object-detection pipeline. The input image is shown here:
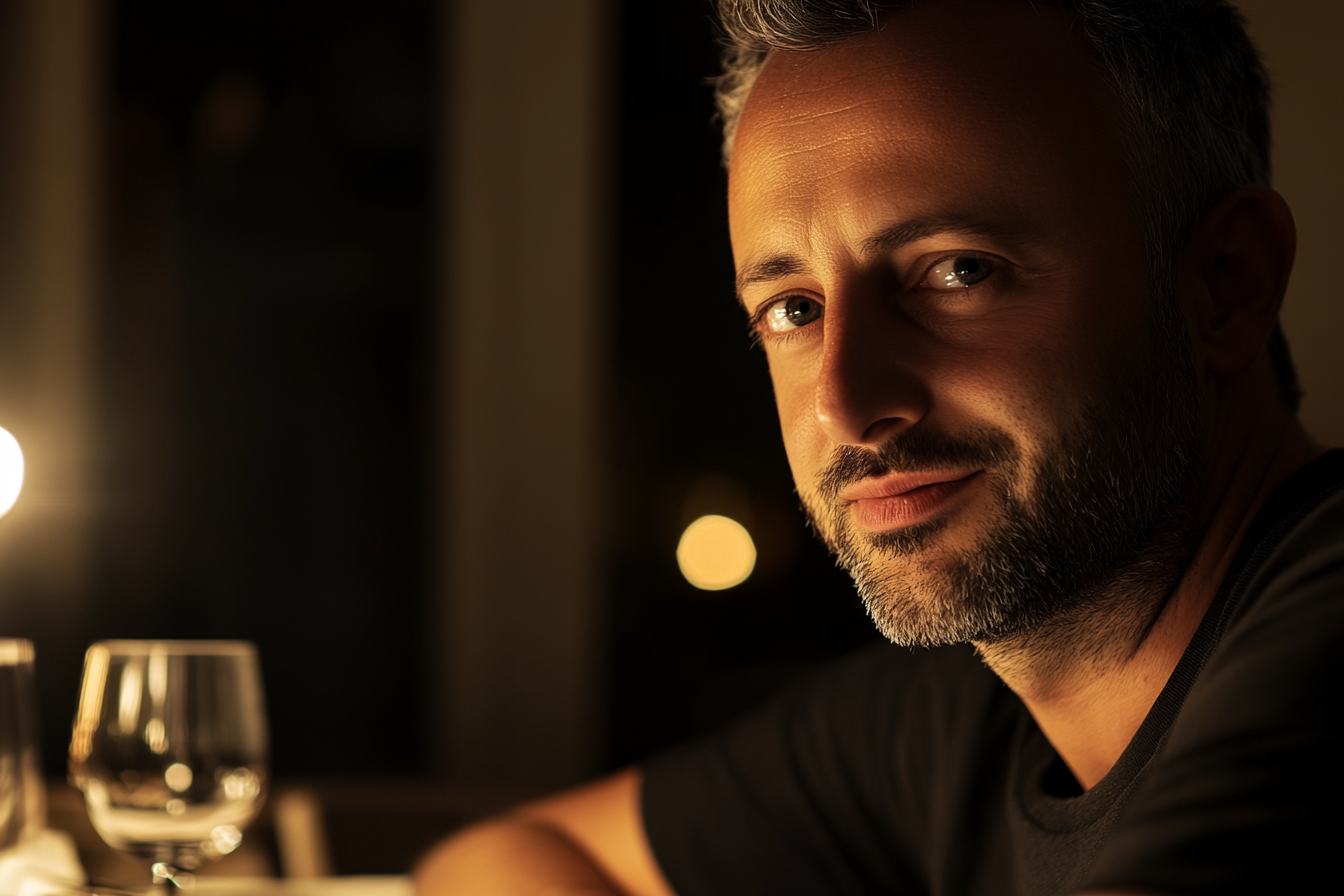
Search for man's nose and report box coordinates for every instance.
[814,299,928,446]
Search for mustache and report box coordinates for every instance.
[816,426,1014,502]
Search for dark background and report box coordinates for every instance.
[33,0,876,781]
[606,3,878,767]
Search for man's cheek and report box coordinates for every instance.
[773,385,824,467]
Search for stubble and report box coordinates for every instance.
[804,305,1203,661]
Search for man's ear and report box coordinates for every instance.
[1182,185,1296,379]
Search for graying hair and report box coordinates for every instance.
[713,0,1300,409]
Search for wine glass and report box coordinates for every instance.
[68,641,268,889]
[0,638,44,851]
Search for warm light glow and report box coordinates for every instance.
[0,427,20,518]
[677,514,757,591]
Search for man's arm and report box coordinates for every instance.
[413,767,677,896]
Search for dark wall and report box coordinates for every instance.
[42,0,876,782]
[89,0,436,778]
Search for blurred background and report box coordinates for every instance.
[0,0,1337,877]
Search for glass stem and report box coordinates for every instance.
[150,863,187,888]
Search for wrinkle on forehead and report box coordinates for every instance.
[726,0,1137,270]
[734,81,945,174]
[730,0,1118,160]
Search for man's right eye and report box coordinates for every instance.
[764,294,823,333]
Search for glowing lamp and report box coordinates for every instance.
[0,427,23,518]
[677,514,757,591]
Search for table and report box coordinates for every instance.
[192,878,412,896]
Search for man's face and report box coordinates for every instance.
[729,0,1202,646]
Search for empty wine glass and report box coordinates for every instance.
[0,638,44,851]
[68,641,268,889]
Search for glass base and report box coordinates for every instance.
[150,864,195,889]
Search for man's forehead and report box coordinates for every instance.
[731,0,1113,159]
[726,0,1136,272]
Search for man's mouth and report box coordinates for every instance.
[838,470,982,531]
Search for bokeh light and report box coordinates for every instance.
[0,427,23,518]
[676,514,757,591]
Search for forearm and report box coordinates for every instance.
[414,815,630,896]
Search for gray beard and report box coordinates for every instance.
[805,310,1203,651]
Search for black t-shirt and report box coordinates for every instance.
[642,450,1344,895]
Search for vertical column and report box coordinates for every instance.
[0,0,101,636]
[434,0,611,785]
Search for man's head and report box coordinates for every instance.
[717,0,1299,409]
[721,0,1295,648]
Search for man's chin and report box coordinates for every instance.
[858,584,1007,649]
[841,543,1011,648]
[815,507,1013,646]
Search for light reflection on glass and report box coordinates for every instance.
[116,660,144,738]
[164,763,192,792]
[144,718,168,755]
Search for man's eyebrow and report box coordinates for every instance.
[859,214,1040,258]
[735,215,1036,306]
[736,255,812,305]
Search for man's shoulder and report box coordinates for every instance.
[1083,451,1344,893]
[643,640,1012,798]
[783,640,1007,725]
[640,641,1021,896]
[705,640,1019,794]
[1221,447,1344,633]
[1176,446,1344,722]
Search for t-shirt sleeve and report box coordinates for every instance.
[640,644,1013,896]
[1082,499,1344,894]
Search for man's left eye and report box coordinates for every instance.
[925,255,994,289]
[764,294,823,333]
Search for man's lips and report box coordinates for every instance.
[839,469,982,531]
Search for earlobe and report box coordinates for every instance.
[1186,185,1296,379]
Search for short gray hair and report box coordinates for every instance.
[713,0,1300,409]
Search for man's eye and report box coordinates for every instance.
[926,255,994,289]
[765,294,823,333]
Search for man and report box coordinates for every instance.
[417,0,1342,893]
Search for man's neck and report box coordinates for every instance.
[976,408,1318,791]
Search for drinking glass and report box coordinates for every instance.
[0,638,43,851]
[68,641,268,888]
